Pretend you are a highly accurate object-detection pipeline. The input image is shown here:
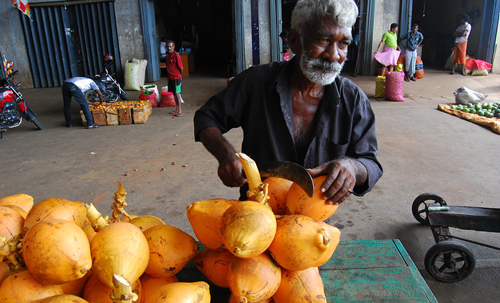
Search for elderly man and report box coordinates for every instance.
[194,0,382,206]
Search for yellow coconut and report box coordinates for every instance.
[193,248,233,288]
[285,175,339,221]
[143,224,198,278]
[31,294,90,303]
[263,177,293,215]
[23,219,92,285]
[129,215,165,232]
[314,221,341,267]
[83,274,142,303]
[0,269,64,303]
[24,198,87,231]
[1,205,28,219]
[186,198,238,250]
[140,273,178,302]
[148,281,210,303]
[0,193,34,214]
[227,252,281,303]
[267,215,330,271]
[59,271,92,297]
[0,206,24,241]
[272,267,326,303]
[220,201,276,258]
[90,222,149,301]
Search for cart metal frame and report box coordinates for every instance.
[411,192,500,283]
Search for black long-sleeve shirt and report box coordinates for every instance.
[194,59,383,196]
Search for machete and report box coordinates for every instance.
[258,161,314,197]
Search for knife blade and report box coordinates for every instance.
[258,161,314,197]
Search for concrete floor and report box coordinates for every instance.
[1,67,499,302]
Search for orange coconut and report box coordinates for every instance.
[148,281,210,303]
[0,269,64,303]
[90,222,149,291]
[0,206,24,242]
[227,252,281,303]
[263,177,293,215]
[186,198,238,250]
[0,262,10,285]
[140,273,178,302]
[285,175,339,221]
[143,224,198,278]
[23,219,92,285]
[273,267,326,303]
[23,198,87,231]
[83,274,142,303]
[267,215,330,271]
[31,294,90,303]
[314,221,341,267]
[59,271,92,297]
[220,201,276,258]
[193,248,233,288]
[129,215,165,232]
[0,193,34,214]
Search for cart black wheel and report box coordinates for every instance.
[425,241,475,283]
[412,193,447,225]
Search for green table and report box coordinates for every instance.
[320,239,437,302]
[177,239,438,303]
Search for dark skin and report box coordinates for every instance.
[199,17,368,205]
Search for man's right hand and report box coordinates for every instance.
[199,127,247,188]
[217,153,246,187]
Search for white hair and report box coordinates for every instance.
[291,0,359,36]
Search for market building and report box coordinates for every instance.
[1,0,499,89]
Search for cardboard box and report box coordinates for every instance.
[92,109,107,125]
[106,108,119,125]
[118,107,133,125]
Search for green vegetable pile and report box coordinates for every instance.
[452,102,500,118]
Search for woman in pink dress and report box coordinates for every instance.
[374,23,401,76]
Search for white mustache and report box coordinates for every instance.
[307,58,344,73]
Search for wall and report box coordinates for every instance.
[371,0,401,74]
[0,2,33,87]
[114,1,145,71]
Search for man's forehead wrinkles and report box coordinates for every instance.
[313,29,352,41]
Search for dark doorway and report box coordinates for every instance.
[412,0,485,68]
[155,0,233,78]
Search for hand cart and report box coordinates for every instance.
[411,192,500,283]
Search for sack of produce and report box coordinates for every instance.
[453,87,487,105]
[123,61,141,91]
[132,58,148,87]
[374,76,385,98]
[139,90,158,108]
[385,71,405,102]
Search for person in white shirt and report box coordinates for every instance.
[62,77,103,129]
[159,37,168,62]
[450,14,471,76]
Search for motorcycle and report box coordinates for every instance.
[85,55,128,103]
[0,70,43,139]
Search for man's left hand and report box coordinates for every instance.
[307,158,359,205]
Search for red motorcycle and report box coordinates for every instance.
[0,68,43,139]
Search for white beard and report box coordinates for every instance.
[299,52,345,85]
